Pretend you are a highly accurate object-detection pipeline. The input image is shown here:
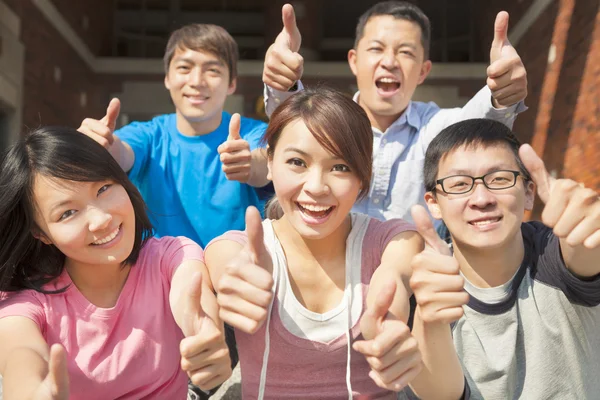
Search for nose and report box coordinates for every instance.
[88,207,113,232]
[303,168,329,197]
[468,181,497,209]
[381,49,399,69]
[188,69,206,88]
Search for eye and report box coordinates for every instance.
[332,164,350,172]
[177,65,190,72]
[208,68,221,74]
[286,158,306,168]
[58,209,77,222]
[450,181,469,188]
[368,47,383,53]
[399,50,415,57]
[98,184,112,195]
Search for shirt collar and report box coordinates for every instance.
[353,91,422,134]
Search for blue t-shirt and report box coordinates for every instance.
[116,112,268,247]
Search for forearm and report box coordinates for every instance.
[264,82,304,118]
[368,265,410,322]
[3,347,48,399]
[560,239,600,277]
[247,148,270,188]
[409,308,465,400]
[112,136,135,173]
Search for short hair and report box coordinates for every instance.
[423,119,532,193]
[163,24,238,83]
[261,87,373,218]
[0,126,153,292]
[354,1,431,60]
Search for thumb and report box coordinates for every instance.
[46,343,69,398]
[361,281,396,339]
[227,113,241,141]
[245,206,267,266]
[281,3,301,52]
[411,205,451,256]
[183,272,205,336]
[100,98,121,132]
[519,144,553,204]
[490,11,510,63]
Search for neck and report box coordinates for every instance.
[64,259,131,308]
[176,110,222,136]
[359,98,407,133]
[273,215,352,266]
[453,231,525,288]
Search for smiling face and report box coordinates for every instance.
[33,176,136,268]
[348,15,431,130]
[426,144,535,251]
[165,47,236,133]
[267,119,363,240]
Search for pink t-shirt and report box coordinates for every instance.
[210,215,415,399]
[0,236,204,399]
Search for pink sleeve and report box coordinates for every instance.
[0,290,46,333]
[157,236,205,283]
[206,230,249,249]
[362,218,417,277]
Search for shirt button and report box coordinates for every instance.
[382,139,387,144]
[373,198,380,204]
[505,112,512,118]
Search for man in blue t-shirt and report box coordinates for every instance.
[78,24,271,248]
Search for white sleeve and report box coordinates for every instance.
[263,81,305,118]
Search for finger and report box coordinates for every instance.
[188,364,229,391]
[373,347,421,385]
[47,343,69,397]
[370,321,412,359]
[487,55,519,79]
[552,197,587,239]
[180,326,223,359]
[82,118,114,140]
[245,206,268,265]
[217,293,269,322]
[218,140,250,155]
[217,273,273,307]
[519,144,553,204]
[227,113,241,141]
[490,11,510,63]
[222,164,251,175]
[411,205,451,255]
[281,4,301,52]
[493,93,526,108]
[182,272,204,336]
[429,307,465,324]
[564,217,599,248]
[221,260,274,292]
[181,341,229,371]
[583,229,600,249]
[218,308,265,334]
[100,98,121,132]
[370,363,422,392]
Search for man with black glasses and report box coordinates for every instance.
[407,118,600,399]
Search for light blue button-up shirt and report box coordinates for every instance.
[265,84,526,225]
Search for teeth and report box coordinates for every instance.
[379,78,398,83]
[92,226,120,245]
[472,219,499,226]
[299,203,332,212]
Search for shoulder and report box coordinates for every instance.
[365,216,417,237]
[240,115,268,134]
[115,114,175,137]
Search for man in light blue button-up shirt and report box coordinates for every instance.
[263,2,527,226]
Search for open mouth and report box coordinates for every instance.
[296,202,335,224]
[185,95,210,104]
[468,217,502,227]
[375,77,401,94]
[91,225,121,246]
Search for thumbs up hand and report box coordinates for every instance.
[216,207,274,334]
[409,206,469,325]
[263,4,304,91]
[353,281,423,391]
[217,113,252,183]
[78,98,121,148]
[179,272,232,390]
[520,144,600,249]
[487,11,527,108]
[32,344,70,400]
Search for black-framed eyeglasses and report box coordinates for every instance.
[436,170,521,194]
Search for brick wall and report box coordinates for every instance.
[4,0,118,131]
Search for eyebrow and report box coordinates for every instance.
[368,40,417,50]
[283,147,343,161]
[444,165,517,175]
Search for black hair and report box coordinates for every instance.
[355,1,431,59]
[423,118,532,193]
[0,126,153,293]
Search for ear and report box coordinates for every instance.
[417,60,432,85]
[164,75,171,91]
[524,180,535,211]
[347,49,358,77]
[424,191,443,220]
[227,77,237,95]
[32,229,52,245]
